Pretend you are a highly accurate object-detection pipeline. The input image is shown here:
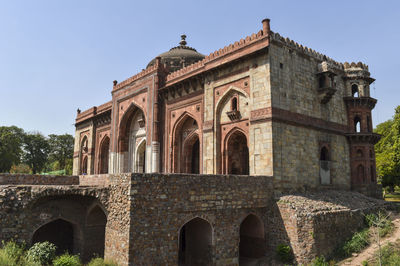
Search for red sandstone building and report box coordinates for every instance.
[73,19,380,196]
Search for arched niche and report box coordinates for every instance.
[80,136,89,175]
[32,219,76,255]
[215,87,249,174]
[172,113,200,173]
[84,205,107,261]
[239,214,265,260]
[224,129,249,175]
[118,103,146,172]
[99,136,110,174]
[178,217,212,265]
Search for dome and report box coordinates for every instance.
[147,35,205,72]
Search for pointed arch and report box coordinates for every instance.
[215,86,250,116]
[118,102,146,153]
[32,218,80,255]
[239,214,265,259]
[223,127,249,175]
[178,217,212,265]
[171,112,201,173]
[99,135,110,174]
[80,135,89,175]
[85,205,107,259]
[135,138,147,173]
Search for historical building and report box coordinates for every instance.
[0,19,383,266]
[73,18,379,195]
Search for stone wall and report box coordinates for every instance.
[128,173,273,265]
[269,191,387,264]
[272,122,350,189]
[0,173,388,265]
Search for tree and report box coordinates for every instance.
[375,105,400,191]
[0,126,25,172]
[22,132,50,174]
[48,134,74,170]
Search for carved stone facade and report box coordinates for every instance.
[72,19,379,197]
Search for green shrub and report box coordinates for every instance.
[365,212,393,237]
[26,241,56,265]
[361,260,368,266]
[276,244,293,263]
[341,228,370,256]
[0,240,26,266]
[310,256,329,266]
[53,253,81,266]
[87,257,118,266]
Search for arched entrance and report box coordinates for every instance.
[81,156,88,175]
[117,103,146,173]
[32,219,74,255]
[80,136,89,175]
[178,218,212,265]
[225,130,249,175]
[84,205,107,261]
[239,214,265,261]
[136,140,146,173]
[172,115,200,173]
[99,136,109,174]
[182,134,200,174]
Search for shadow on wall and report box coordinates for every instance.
[29,195,107,263]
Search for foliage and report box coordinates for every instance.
[9,164,31,174]
[65,158,73,175]
[87,257,118,266]
[0,240,25,266]
[0,126,25,173]
[53,253,81,266]
[340,228,370,256]
[379,242,400,265]
[375,105,400,191]
[310,256,329,266]
[22,132,50,174]
[361,260,368,266]
[48,134,74,170]
[26,241,56,265]
[276,244,294,263]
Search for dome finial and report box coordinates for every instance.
[179,34,187,46]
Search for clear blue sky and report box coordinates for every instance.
[1,0,399,136]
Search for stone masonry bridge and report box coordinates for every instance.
[0,173,386,265]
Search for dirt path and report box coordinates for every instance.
[340,216,400,265]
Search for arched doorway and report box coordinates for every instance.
[226,130,249,175]
[239,214,265,261]
[32,219,74,255]
[84,205,107,261]
[182,134,200,174]
[81,156,88,175]
[117,103,146,173]
[99,136,109,174]
[357,164,365,183]
[172,115,200,173]
[136,140,146,173]
[80,136,89,175]
[178,217,212,265]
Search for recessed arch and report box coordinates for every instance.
[99,135,110,174]
[84,205,107,260]
[239,214,265,260]
[171,112,201,173]
[118,102,146,153]
[357,164,365,183]
[215,86,249,116]
[32,218,77,255]
[356,149,363,158]
[80,135,89,175]
[135,138,146,173]
[320,146,329,161]
[354,116,362,133]
[223,127,249,175]
[178,217,212,265]
[352,84,359,97]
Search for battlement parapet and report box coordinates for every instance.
[270,32,344,70]
[166,29,267,83]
